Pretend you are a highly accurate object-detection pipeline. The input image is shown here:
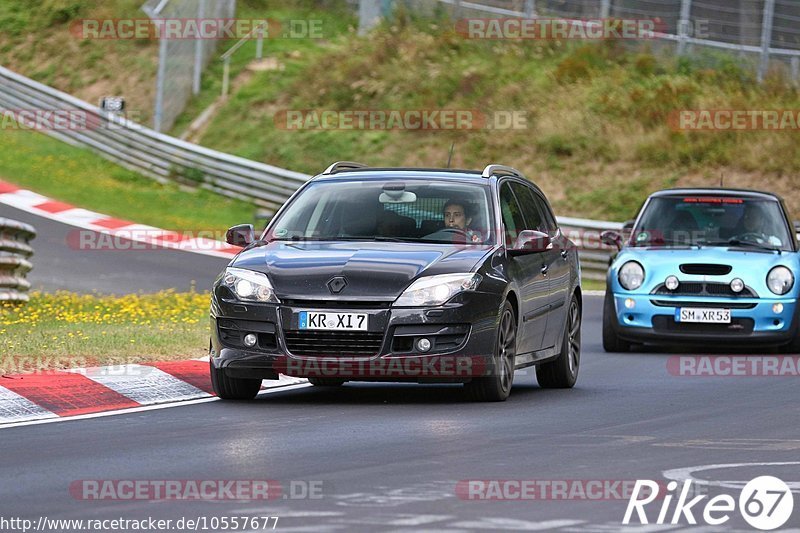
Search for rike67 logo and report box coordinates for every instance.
[624,476,794,530]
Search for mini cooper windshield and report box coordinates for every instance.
[631,195,794,251]
[267,179,495,244]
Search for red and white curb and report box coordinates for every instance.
[0,179,242,259]
[0,359,308,427]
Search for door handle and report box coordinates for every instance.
[560,249,568,259]
[541,264,549,275]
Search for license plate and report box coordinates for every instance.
[676,308,731,324]
[298,311,368,331]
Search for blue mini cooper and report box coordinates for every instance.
[601,188,800,352]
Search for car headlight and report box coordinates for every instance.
[394,273,482,307]
[767,266,794,295]
[618,261,645,291]
[222,267,279,303]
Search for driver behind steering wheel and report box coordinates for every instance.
[443,199,482,243]
[738,203,783,247]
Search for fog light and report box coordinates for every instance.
[773,303,784,314]
[730,278,744,293]
[624,298,635,309]
[243,333,257,347]
[665,275,679,291]
[416,338,432,352]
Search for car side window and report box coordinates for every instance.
[534,192,559,236]
[499,183,526,246]
[511,182,546,233]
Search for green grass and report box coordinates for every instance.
[0,291,209,368]
[0,128,256,231]
[196,14,800,222]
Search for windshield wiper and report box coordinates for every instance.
[698,239,781,253]
[331,236,410,243]
[632,238,697,248]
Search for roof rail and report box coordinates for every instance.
[322,161,368,175]
[481,164,523,179]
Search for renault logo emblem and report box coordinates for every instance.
[327,276,347,294]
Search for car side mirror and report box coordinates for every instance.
[509,230,551,256]
[601,230,623,250]
[226,224,255,246]
[622,220,635,231]
[794,221,800,234]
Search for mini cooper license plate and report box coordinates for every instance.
[676,308,731,324]
[298,311,368,331]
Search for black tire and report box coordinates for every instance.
[602,290,631,353]
[537,294,581,388]
[464,301,516,402]
[210,360,261,400]
[308,378,346,387]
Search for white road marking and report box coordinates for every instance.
[0,385,58,423]
[662,461,800,492]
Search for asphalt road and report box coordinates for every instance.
[2,295,798,532]
[1,204,230,293]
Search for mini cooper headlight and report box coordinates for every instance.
[767,266,794,295]
[394,273,482,307]
[222,267,279,303]
[618,261,645,291]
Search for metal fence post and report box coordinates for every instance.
[677,0,692,55]
[757,0,776,83]
[222,58,231,97]
[192,0,206,95]
[524,0,535,18]
[600,0,611,18]
[791,57,799,87]
[256,29,264,60]
[154,36,168,132]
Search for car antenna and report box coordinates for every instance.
[446,143,455,168]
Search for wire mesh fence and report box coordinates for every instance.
[361,0,800,84]
[141,0,236,132]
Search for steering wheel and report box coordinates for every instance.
[424,227,469,241]
[737,232,767,244]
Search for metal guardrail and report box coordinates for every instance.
[0,65,621,279]
[558,217,621,281]
[0,218,36,303]
[0,66,311,214]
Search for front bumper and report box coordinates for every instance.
[610,293,799,345]
[210,292,503,382]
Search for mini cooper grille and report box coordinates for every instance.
[650,300,756,309]
[679,264,732,275]
[652,282,757,298]
[283,330,384,356]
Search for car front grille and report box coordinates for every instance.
[283,330,385,357]
[652,282,757,298]
[679,263,732,275]
[650,300,756,309]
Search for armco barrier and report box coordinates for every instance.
[0,66,621,279]
[0,218,36,302]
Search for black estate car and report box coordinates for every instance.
[210,163,582,401]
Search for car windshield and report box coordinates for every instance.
[631,195,793,251]
[266,179,494,244]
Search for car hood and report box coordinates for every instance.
[609,246,800,297]
[231,241,494,300]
